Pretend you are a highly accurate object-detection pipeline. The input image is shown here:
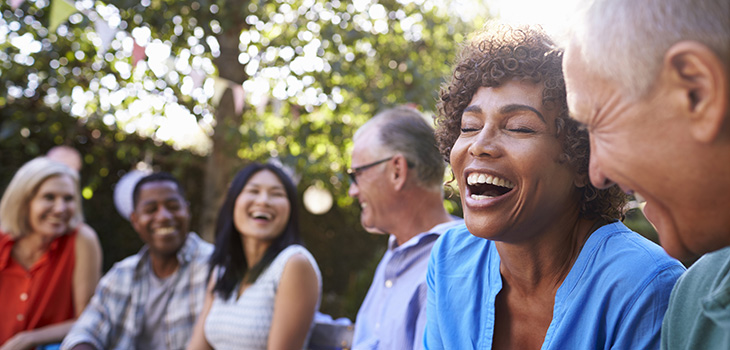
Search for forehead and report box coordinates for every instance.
[36,175,74,193]
[246,170,285,188]
[467,80,546,109]
[351,126,381,160]
[136,181,183,202]
[563,43,614,123]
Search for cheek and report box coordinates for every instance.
[449,139,468,170]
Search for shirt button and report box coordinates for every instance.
[17,314,24,321]
[385,280,393,288]
[20,293,28,301]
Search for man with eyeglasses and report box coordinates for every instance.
[347,106,462,350]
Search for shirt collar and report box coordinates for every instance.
[387,217,463,251]
[135,232,200,270]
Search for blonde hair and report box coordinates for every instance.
[0,157,84,238]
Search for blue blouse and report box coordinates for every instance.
[425,222,685,350]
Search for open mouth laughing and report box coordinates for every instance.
[466,172,515,200]
[251,211,273,221]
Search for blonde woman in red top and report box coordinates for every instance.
[0,157,102,350]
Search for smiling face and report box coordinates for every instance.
[233,170,291,244]
[563,42,715,260]
[28,175,77,238]
[450,82,581,242]
[130,180,190,258]
[348,126,394,234]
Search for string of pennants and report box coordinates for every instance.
[9,0,244,113]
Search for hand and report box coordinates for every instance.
[0,332,36,350]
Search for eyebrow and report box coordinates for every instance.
[500,104,546,123]
[463,104,546,123]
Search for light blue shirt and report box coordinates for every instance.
[426,221,685,350]
[353,219,463,350]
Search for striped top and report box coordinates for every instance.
[204,244,322,350]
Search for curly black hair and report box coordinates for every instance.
[435,23,627,221]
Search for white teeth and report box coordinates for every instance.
[251,212,272,220]
[156,227,175,235]
[466,173,515,188]
[470,194,497,200]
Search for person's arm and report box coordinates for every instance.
[187,274,216,350]
[0,225,103,350]
[0,322,74,350]
[267,254,320,350]
[72,224,103,316]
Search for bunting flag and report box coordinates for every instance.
[211,76,229,106]
[132,41,146,66]
[190,69,205,89]
[10,0,24,10]
[48,0,77,32]
[93,18,117,54]
[232,83,245,115]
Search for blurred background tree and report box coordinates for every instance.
[0,0,487,318]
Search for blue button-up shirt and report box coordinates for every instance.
[353,219,463,350]
[426,222,685,350]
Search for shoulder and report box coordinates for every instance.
[592,222,683,271]
[576,222,685,294]
[277,245,318,269]
[186,232,214,260]
[432,223,491,263]
[273,245,321,280]
[74,224,102,252]
[672,247,730,298]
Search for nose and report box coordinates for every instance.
[154,205,174,221]
[348,181,359,198]
[52,197,71,213]
[254,191,271,205]
[588,154,616,189]
[468,127,502,158]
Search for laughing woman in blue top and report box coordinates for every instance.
[425,23,685,350]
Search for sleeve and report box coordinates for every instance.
[612,264,685,350]
[423,244,444,350]
[60,268,122,350]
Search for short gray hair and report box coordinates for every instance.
[356,106,446,190]
[568,0,729,97]
[0,157,84,238]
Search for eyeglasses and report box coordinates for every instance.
[347,156,393,185]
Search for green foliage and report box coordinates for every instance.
[1,0,482,318]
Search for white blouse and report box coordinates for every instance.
[204,245,322,350]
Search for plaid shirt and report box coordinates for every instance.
[61,233,213,350]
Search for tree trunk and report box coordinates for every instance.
[199,27,248,242]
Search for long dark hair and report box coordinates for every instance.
[209,162,302,299]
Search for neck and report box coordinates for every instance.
[495,216,600,298]
[242,237,272,268]
[149,253,180,278]
[11,231,57,269]
[389,188,454,246]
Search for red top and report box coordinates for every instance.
[0,230,77,345]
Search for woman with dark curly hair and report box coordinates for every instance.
[425,23,684,349]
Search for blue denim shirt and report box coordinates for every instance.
[353,219,463,350]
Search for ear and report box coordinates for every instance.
[573,171,589,189]
[129,211,141,232]
[664,41,728,143]
[390,154,409,191]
